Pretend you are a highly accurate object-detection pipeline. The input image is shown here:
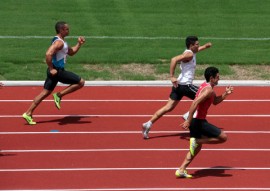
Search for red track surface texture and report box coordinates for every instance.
[0,85,270,190]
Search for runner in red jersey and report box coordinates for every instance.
[175,66,234,178]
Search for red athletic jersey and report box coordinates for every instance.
[194,82,214,119]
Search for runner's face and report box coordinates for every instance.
[191,41,199,53]
[212,73,220,86]
[60,24,69,37]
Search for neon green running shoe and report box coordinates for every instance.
[175,169,192,178]
[190,137,198,156]
[53,93,61,110]
[22,113,36,125]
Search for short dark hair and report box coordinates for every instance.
[55,21,67,33]
[185,36,198,48]
[204,67,219,82]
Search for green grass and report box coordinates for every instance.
[0,0,270,80]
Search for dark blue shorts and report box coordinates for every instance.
[170,84,198,100]
[44,68,81,91]
[189,118,221,138]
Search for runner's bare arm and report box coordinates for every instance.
[170,51,193,87]
[213,86,234,105]
[198,42,212,52]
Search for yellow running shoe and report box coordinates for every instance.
[175,169,192,178]
[190,137,198,156]
[53,93,61,110]
[22,113,36,125]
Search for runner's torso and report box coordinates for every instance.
[52,36,68,69]
[178,49,196,85]
[194,82,214,119]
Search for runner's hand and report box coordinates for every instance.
[180,121,190,130]
[225,86,234,95]
[50,68,58,76]
[78,36,86,45]
[171,77,178,88]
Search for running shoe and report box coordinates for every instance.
[190,137,198,156]
[142,122,152,139]
[53,93,61,110]
[22,113,36,125]
[175,169,192,178]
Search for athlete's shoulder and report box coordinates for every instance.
[199,82,212,94]
[182,49,194,62]
[51,36,64,44]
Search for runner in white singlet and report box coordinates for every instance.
[142,36,212,139]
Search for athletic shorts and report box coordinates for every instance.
[169,84,199,100]
[189,118,221,139]
[44,68,81,91]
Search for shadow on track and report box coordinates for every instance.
[35,116,92,125]
[192,166,244,178]
[148,132,190,140]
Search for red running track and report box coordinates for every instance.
[0,85,270,190]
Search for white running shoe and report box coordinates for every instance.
[142,121,152,139]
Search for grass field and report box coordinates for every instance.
[0,0,270,80]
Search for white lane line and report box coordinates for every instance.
[1,99,270,102]
[0,188,270,191]
[0,130,270,135]
[1,114,270,118]
[0,167,270,172]
[1,148,270,153]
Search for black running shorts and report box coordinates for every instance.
[189,118,221,138]
[44,68,81,91]
[170,84,199,100]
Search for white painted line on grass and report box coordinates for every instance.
[1,35,270,41]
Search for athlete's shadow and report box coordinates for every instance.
[149,132,190,139]
[0,153,16,157]
[36,116,92,125]
[192,166,238,178]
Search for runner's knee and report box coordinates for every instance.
[219,132,228,143]
[34,90,51,104]
[79,79,85,87]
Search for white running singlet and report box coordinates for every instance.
[51,36,68,69]
[177,49,196,85]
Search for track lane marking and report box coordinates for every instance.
[0,188,270,191]
[0,167,270,172]
[1,130,270,135]
[1,114,270,118]
[1,148,270,153]
[1,99,270,102]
